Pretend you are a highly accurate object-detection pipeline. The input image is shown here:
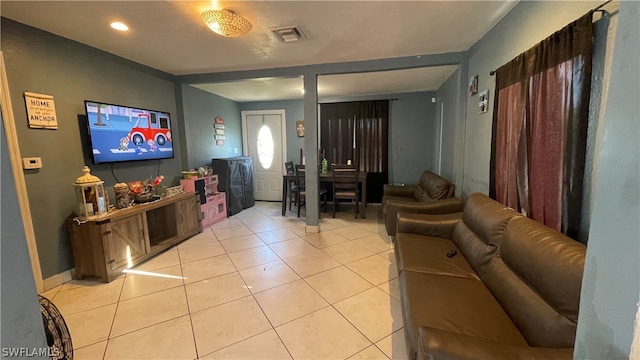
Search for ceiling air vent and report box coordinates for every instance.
[270,26,305,43]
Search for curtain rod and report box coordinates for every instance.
[318,98,398,104]
[489,0,612,77]
[593,0,612,12]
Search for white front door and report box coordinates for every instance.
[241,110,286,201]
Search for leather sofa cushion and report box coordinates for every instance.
[501,217,585,323]
[417,326,574,360]
[399,271,527,359]
[478,216,586,348]
[395,233,479,280]
[413,188,431,202]
[458,193,521,249]
[419,171,452,200]
[452,193,521,275]
[382,195,417,204]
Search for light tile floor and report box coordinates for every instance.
[42,202,408,360]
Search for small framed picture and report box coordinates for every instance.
[214,124,225,129]
[469,75,478,95]
[296,120,305,137]
[479,90,489,113]
[214,116,224,124]
[215,129,225,135]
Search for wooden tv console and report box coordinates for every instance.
[67,192,202,282]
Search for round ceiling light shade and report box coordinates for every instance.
[201,9,252,38]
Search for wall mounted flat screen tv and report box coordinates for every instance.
[84,101,174,164]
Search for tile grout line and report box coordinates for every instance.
[102,275,127,360]
[67,203,387,359]
[238,204,334,360]
[251,205,380,358]
[207,230,297,360]
[176,244,201,360]
[247,204,387,358]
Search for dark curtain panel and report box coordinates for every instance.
[490,13,593,241]
[320,100,389,203]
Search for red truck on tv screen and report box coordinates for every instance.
[128,113,172,146]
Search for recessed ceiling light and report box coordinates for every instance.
[110,22,129,31]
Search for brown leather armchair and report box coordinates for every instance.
[383,171,462,236]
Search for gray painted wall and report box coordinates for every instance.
[321,92,438,185]
[574,2,640,358]
[452,0,638,356]
[181,85,242,169]
[0,16,459,278]
[239,99,304,165]
[458,1,619,243]
[386,92,437,184]
[180,47,465,226]
[1,19,183,278]
[240,91,438,185]
[581,4,620,243]
[1,111,48,357]
[435,68,460,184]
[460,1,601,198]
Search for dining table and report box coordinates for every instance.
[281,171,368,218]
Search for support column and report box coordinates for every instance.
[303,72,320,232]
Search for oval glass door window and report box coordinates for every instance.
[257,125,274,169]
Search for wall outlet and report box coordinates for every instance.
[22,157,42,169]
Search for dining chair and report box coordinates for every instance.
[331,164,359,218]
[284,161,298,211]
[295,164,327,217]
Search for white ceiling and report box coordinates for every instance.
[1,1,517,102]
[192,65,459,102]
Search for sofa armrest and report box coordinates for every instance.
[417,326,573,360]
[385,197,463,236]
[383,184,420,198]
[395,212,462,239]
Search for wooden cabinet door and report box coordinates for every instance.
[105,214,147,271]
[177,197,202,237]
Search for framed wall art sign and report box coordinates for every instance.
[24,92,58,129]
[469,75,478,96]
[479,90,489,113]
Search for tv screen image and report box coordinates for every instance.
[84,101,174,164]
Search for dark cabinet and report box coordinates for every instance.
[212,157,255,216]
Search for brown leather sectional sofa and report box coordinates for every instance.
[394,193,586,360]
[383,171,463,236]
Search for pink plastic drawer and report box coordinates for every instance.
[210,193,227,224]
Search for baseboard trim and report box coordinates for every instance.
[43,268,75,291]
[305,225,321,233]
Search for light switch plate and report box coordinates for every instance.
[22,157,42,169]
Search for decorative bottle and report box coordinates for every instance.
[321,150,328,173]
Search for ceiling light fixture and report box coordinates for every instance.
[201,9,252,38]
[301,88,305,94]
[110,22,129,31]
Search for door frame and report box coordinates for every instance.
[241,109,287,175]
[0,52,44,292]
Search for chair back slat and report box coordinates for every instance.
[331,164,360,218]
[295,164,306,192]
[294,164,327,217]
[285,161,295,175]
